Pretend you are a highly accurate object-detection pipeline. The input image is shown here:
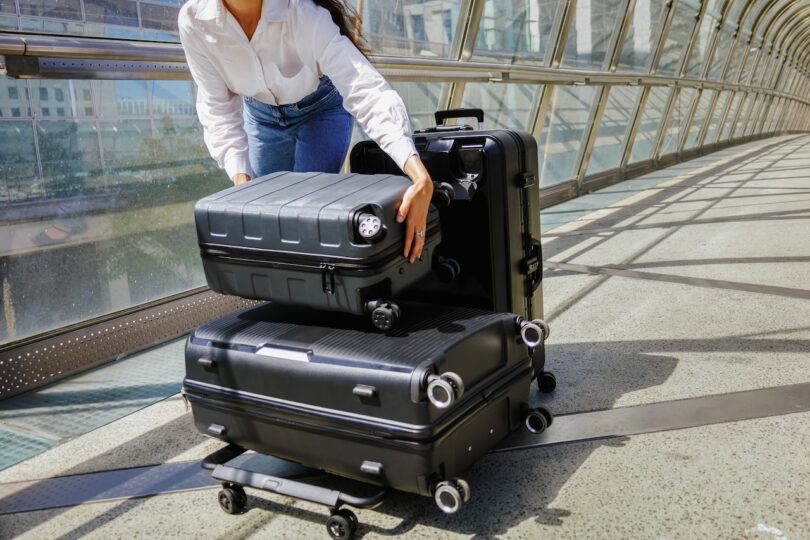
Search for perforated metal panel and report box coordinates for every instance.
[0,291,258,401]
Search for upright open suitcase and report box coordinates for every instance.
[183,301,552,537]
[195,171,441,330]
[350,109,554,392]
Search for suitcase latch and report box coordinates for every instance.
[320,263,336,294]
[517,171,536,188]
[520,238,543,292]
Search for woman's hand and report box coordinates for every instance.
[232,172,251,185]
[398,155,434,263]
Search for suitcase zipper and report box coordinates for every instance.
[200,223,441,276]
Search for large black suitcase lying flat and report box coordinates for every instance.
[183,302,551,531]
[194,171,441,330]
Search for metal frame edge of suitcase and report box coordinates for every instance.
[194,109,556,540]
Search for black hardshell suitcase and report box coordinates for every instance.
[194,171,441,330]
[183,302,552,527]
[350,109,544,324]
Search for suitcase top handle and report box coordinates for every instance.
[434,108,484,130]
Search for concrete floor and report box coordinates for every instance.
[2,135,809,539]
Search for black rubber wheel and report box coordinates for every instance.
[218,486,246,515]
[371,304,398,331]
[326,513,354,540]
[538,406,554,428]
[336,508,358,531]
[538,371,557,394]
[524,409,548,434]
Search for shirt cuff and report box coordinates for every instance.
[223,151,254,180]
[387,137,418,172]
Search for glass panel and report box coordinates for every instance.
[684,89,715,149]
[0,75,222,345]
[473,0,564,66]
[684,9,717,77]
[537,85,599,186]
[461,83,541,130]
[617,0,667,72]
[660,87,697,155]
[724,33,750,82]
[763,97,780,133]
[720,92,743,140]
[562,0,626,70]
[361,0,461,58]
[586,85,642,175]
[751,49,770,86]
[753,96,772,135]
[655,0,700,75]
[17,0,82,20]
[139,2,180,33]
[84,0,139,27]
[731,93,752,138]
[707,26,735,80]
[7,0,183,41]
[704,90,730,143]
[0,14,18,29]
[0,122,40,203]
[629,85,671,163]
[744,94,763,136]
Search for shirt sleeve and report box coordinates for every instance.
[293,0,417,172]
[178,18,253,179]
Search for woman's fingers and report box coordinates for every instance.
[410,228,425,263]
[404,219,415,258]
[397,189,413,223]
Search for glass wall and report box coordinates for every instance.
[1,0,808,348]
[0,0,182,41]
[537,85,599,186]
[586,85,642,174]
[0,75,220,345]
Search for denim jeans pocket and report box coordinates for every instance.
[294,82,338,111]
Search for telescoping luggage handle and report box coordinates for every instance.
[434,108,485,130]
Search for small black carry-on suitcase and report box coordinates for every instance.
[194,171,441,331]
[350,109,555,392]
[184,302,552,538]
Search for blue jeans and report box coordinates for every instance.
[243,77,353,176]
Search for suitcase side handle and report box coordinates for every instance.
[434,108,485,129]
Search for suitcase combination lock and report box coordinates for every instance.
[425,371,465,409]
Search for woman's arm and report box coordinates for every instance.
[293,0,433,262]
[178,17,252,184]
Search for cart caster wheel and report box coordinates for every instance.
[451,478,471,503]
[218,485,247,515]
[326,509,357,539]
[533,319,550,341]
[537,371,557,394]
[524,406,553,434]
[371,302,400,331]
[434,480,467,514]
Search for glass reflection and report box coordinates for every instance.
[617,0,666,73]
[660,87,697,156]
[629,86,672,163]
[358,0,460,57]
[704,90,730,144]
[537,85,599,186]
[684,89,714,150]
[586,85,642,174]
[655,0,699,75]
[0,75,220,345]
[474,0,564,66]
[562,0,626,70]
[461,83,541,130]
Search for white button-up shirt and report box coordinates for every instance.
[178,0,418,179]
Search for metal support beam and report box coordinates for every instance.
[439,0,484,112]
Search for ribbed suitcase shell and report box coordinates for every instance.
[183,302,533,495]
[194,171,441,316]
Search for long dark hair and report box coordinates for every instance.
[313,0,370,58]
